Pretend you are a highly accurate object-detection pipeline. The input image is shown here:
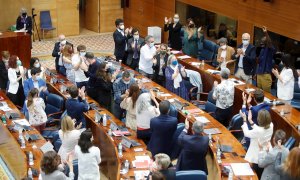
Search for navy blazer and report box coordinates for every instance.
[0,60,8,90]
[152,53,169,79]
[23,78,49,99]
[16,16,32,34]
[113,29,129,59]
[65,98,89,128]
[176,130,209,174]
[233,44,256,75]
[147,114,177,157]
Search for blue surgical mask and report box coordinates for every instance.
[17,59,22,66]
[149,42,155,48]
[34,63,40,68]
[172,60,178,66]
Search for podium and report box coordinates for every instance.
[0,32,31,68]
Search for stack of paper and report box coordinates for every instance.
[170,50,181,54]
[206,69,220,74]
[195,116,210,124]
[191,62,201,66]
[178,55,191,60]
[230,163,254,176]
[160,93,172,97]
[203,128,221,135]
[13,119,30,127]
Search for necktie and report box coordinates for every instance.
[133,40,138,59]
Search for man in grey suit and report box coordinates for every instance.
[258,129,289,180]
[127,28,144,70]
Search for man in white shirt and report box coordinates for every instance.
[139,35,157,79]
[213,67,235,127]
[72,45,89,88]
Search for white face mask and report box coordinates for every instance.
[173,18,179,23]
[149,42,155,48]
[221,45,226,50]
[80,52,86,57]
[133,35,139,40]
[34,63,40,68]
[242,40,249,46]
[60,40,67,45]
[119,25,125,30]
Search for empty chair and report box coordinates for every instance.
[198,39,219,67]
[176,170,207,180]
[40,10,56,39]
[170,123,185,160]
[228,114,244,141]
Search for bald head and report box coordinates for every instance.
[58,34,66,42]
[242,33,250,40]
[20,8,27,14]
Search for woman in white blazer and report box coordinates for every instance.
[272,54,295,104]
[240,109,274,179]
[7,55,25,107]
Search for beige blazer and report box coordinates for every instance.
[217,46,235,74]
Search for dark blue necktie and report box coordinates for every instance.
[133,40,138,59]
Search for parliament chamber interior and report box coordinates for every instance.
[0,0,300,179]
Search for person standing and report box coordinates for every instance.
[216,38,235,73]
[272,54,295,104]
[113,18,131,65]
[16,8,32,34]
[139,35,157,79]
[0,51,9,90]
[152,44,169,86]
[233,33,256,84]
[256,26,276,93]
[182,18,201,58]
[275,147,300,180]
[212,68,235,127]
[164,14,182,50]
[127,28,144,70]
[7,56,25,107]
[72,45,89,88]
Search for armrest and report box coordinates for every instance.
[47,111,64,118]
[229,129,243,133]
[191,100,206,105]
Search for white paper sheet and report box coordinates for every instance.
[178,55,191,60]
[40,141,54,153]
[195,116,210,123]
[170,50,181,54]
[13,119,30,126]
[160,93,172,97]
[206,69,220,74]
[230,163,254,176]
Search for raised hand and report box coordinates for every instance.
[242,92,247,104]
[164,17,168,24]
[262,26,267,33]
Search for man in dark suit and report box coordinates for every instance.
[152,44,169,86]
[232,33,256,84]
[113,18,131,65]
[176,119,209,174]
[147,100,177,157]
[127,28,144,70]
[0,51,9,90]
[16,8,32,35]
[52,34,73,74]
[164,14,182,50]
[65,85,89,128]
[242,89,270,149]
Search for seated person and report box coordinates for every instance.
[24,67,49,99]
[258,129,289,180]
[136,91,160,143]
[147,100,177,157]
[242,89,270,149]
[65,85,89,128]
[41,151,74,180]
[149,153,176,180]
[176,120,209,174]
[27,57,45,79]
[25,88,47,133]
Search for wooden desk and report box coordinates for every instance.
[177,56,300,145]
[0,91,46,179]
[45,73,151,180]
[0,32,31,68]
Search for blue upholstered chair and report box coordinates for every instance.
[170,123,185,160]
[40,10,56,39]
[228,114,244,141]
[176,170,207,180]
[284,137,296,150]
[291,82,300,110]
[198,40,219,67]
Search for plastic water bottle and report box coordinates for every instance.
[29,151,34,166]
[228,168,233,180]
[272,99,276,109]
[217,148,221,163]
[28,168,33,179]
[124,160,129,173]
[108,129,112,136]
[118,143,123,157]
[209,133,212,146]
[1,115,7,125]
[20,136,26,149]
[102,114,107,127]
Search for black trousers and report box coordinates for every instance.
[215,106,233,127]
[130,58,139,70]
[153,75,165,87]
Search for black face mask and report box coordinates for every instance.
[22,13,27,17]
[189,24,195,28]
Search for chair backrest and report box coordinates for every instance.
[176,170,207,180]
[293,82,300,100]
[284,137,296,150]
[198,40,217,60]
[45,93,64,117]
[170,123,185,160]
[228,114,244,141]
[40,10,53,28]
[169,103,178,118]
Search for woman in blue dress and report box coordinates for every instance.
[165,54,189,100]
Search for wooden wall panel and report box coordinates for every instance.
[0,0,31,32]
[57,0,79,36]
[100,0,123,33]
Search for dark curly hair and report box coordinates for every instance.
[78,129,93,153]
[40,151,61,174]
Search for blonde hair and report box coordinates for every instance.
[257,110,272,129]
[27,88,39,111]
[61,116,75,134]
[282,147,300,178]
[154,153,171,170]
[1,51,10,59]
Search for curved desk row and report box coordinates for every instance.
[177,56,300,145]
[0,91,46,179]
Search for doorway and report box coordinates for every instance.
[79,0,100,34]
